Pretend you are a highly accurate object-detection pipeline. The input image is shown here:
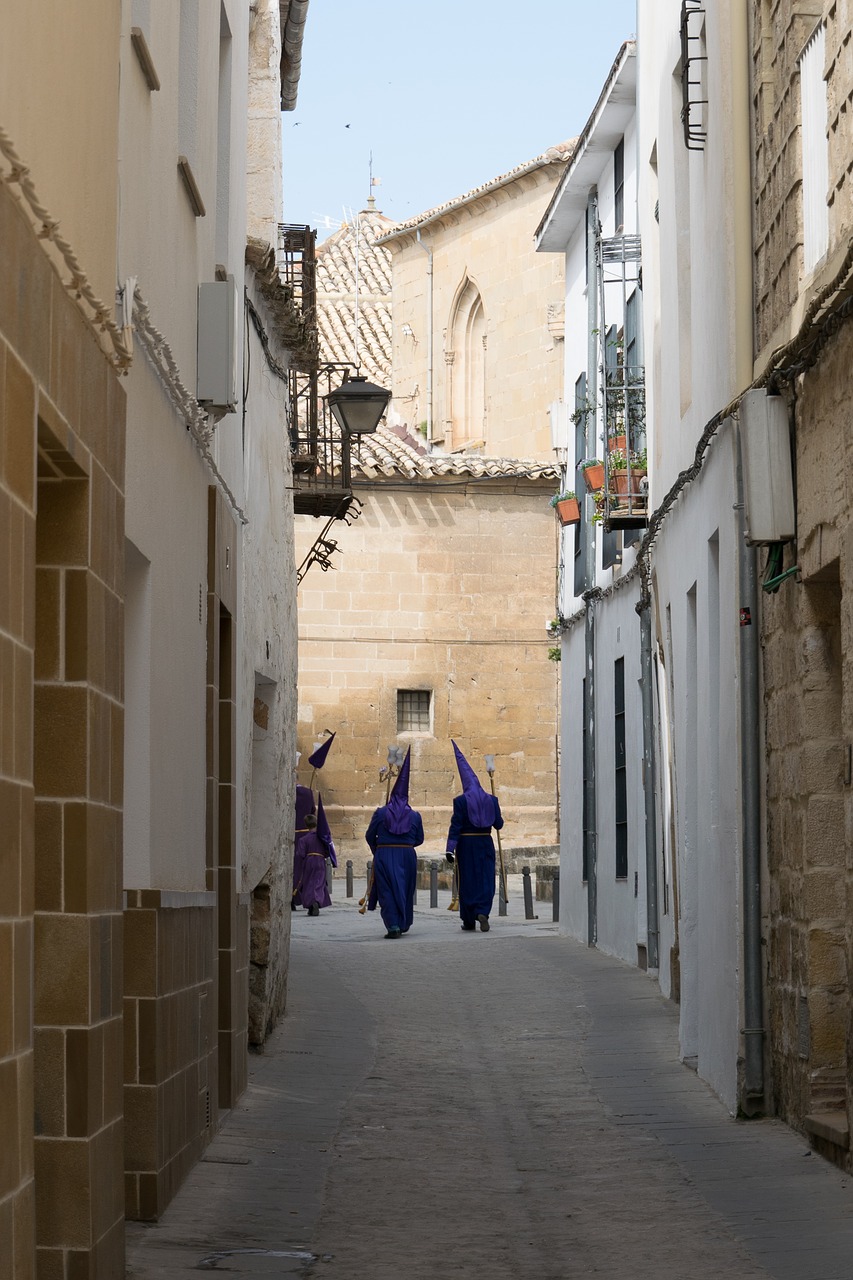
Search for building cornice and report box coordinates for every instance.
[376,143,575,249]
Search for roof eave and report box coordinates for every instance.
[535,40,637,253]
[376,144,574,246]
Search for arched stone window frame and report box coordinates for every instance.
[445,274,487,450]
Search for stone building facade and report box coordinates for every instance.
[296,436,560,868]
[296,160,569,868]
[752,0,853,1163]
[0,1,306,1273]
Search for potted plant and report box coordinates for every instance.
[549,489,580,526]
[580,458,605,492]
[608,427,627,453]
[608,448,629,497]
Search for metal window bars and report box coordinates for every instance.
[597,234,648,531]
[276,224,363,525]
[680,0,708,151]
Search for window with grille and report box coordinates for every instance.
[396,689,432,733]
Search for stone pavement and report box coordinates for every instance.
[126,878,853,1278]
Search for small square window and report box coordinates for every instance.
[397,689,431,733]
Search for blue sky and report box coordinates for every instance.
[282,2,638,238]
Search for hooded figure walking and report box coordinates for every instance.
[445,741,504,933]
[365,748,423,938]
[293,795,338,916]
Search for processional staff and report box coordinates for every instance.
[485,753,509,905]
[359,744,402,913]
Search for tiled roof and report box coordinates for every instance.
[351,425,559,482]
[376,142,575,244]
[315,207,395,385]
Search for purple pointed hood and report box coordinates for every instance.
[385,748,414,835]
[316,794,337,867]
[452,740,497,828]
[308,733,336,769]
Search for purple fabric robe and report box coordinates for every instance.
[365,807,424,933]
[293,831,332,910]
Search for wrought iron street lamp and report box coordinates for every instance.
[325,373,391,435]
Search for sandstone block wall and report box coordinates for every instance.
[753,0,853,1160]
[296,481,559,870]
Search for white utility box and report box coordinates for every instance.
[739,389,796,544]
[197,277,238,416]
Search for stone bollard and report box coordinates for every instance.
[346,860,353,898]
[430,860,438,908]
[522,866,536,920]
[552,867,560,923]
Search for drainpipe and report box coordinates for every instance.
[415,229,434,443]
[732,0,764,1107]
[737,439,764,1105]
[640,604,660,970]
[584,191,599,948]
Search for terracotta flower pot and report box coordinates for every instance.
[608,433,626,452]
[610,469,629,497]
[555,497,580,526]
[582,462,605,492]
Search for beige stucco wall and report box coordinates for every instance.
[296,480,559,870]
[247,0,284,247]
[0,2,120,308]
[385,168,567,460]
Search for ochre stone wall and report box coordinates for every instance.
[296,481,559,871]
[387,166,566,461]
[760,316,853,1153]
[0,178,127,1277]
[753,0,853,1162]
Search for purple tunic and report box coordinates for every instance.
[293,831,332,910]
[365,808,424,933]
[446,794,504,927]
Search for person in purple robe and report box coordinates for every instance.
[365,748,423,939]
[292,815,329,915]
[445,740,504,933]
[292,759,316,910]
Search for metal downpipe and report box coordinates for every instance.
[584,191,599,948]
[736,435,764,1104]
[640,604,660,970]
[415,230,434,443]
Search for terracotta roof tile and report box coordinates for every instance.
[352,425,559,482]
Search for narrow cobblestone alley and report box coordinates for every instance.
[126,885,853,1279]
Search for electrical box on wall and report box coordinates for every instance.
[739,389,796,544]
[197,277,238,416]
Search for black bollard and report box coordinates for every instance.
[552,867,560,923]
[522,866,535,920]
[346,860,353,898]
[430,860,438,908]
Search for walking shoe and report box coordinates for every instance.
[477,914,490,932]
[461,922,476,931]
[308,903,320,917]
[385,926,402,939]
